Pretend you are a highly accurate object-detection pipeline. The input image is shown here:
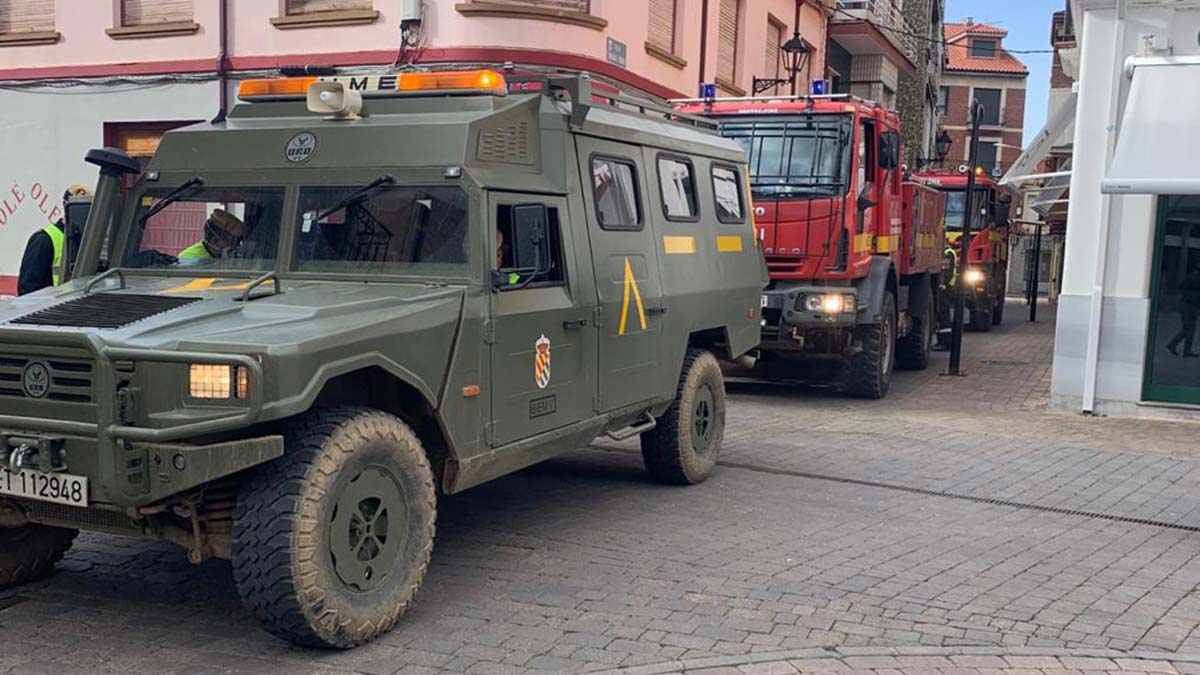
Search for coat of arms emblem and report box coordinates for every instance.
[534,335,551,389]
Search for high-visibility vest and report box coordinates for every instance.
[43,224,63,286]
[178,241,213,261]
[944,246,959,286]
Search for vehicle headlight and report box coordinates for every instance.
[963,268,986,286]
[189,364,251,400]
[803,293,856,314]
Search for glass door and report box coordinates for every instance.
[1143,195,1200,404]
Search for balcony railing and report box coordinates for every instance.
[832,0,920,63]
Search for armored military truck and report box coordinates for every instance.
[0,70,765,648]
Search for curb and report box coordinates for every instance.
[588,646,1200,675]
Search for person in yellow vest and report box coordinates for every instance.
[177,208,250,264]
[17,184,91,296]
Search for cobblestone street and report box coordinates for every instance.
[5,301,1200,675]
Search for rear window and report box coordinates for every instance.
[657,156,698,220]
[712,165,744,223]
[592,157,642,230]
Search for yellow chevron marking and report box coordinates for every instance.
[619,257,647,336]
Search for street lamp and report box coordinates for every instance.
[752,32,813,95]
[935,129,953,162]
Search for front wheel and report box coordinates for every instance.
[232,407,437,649]
[641,349,726,485]
[0,524,77,589]
[971,299,994,332]
[844,291,897,399]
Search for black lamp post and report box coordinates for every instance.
[934,129,953,163]
[752,32,813,95]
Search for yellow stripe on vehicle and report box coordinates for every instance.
[663,236,696,255]
[853,233,873,253]
[716,235,743,253]
[875,235,894,253]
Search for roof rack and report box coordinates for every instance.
[668,93,868,105]
[507,73,720,133]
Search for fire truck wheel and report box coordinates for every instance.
[896,286,933,371]
[844,291,896,399]
[0,524,77,590]
[971,301,994,332]
[641,348,725,485]
[232,406,437,649]
[992,293,1005,325]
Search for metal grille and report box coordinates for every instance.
[0,356,93,403]
[477,122,531,165]
[20,500,142,534]
[9,293,201,329]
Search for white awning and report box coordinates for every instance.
[1102,61,1200,194]
[1001,91,1077,186]
[1034,159,1072,217]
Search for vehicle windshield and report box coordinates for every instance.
[943,187,991,231]
[720,114,852,198]
[125,186,285,271]
[292,185,469,277]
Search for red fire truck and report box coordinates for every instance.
[679,95,946,398]
[915,169,1014,332]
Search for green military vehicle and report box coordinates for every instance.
[0,70,765,648]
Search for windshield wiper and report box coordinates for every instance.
[139,176,204,225]
[315,174,395,223]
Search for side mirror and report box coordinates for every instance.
[998,192,1013,205]
[857,183,877,212]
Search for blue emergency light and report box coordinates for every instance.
[699,83,716,99]
[811,79,828,96]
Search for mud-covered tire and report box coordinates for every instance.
[641,349,725,485]
[845,291,896,399]
[232,406,437,649]
[0,524,77,590]
[896,285,933,371]
[992,293,1006,325]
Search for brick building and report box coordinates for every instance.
[938,20,1029,177]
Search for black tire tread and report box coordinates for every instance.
[231,406,437,649]
[895,285,933,371]
[0,524,77,590]
[845,291,896,399]
[641,348,724,485]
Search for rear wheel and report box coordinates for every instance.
[896,285,934,371]
[641,349,725,485]
[232,406,437,649]
[845,291,896,399]
[971,298,994,332]
[0,524,77,590]
[992,290,1006,325]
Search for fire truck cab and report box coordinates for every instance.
[916,169,1014,331]
[681,95,946,398]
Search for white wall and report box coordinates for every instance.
[1053,0,1200,415]
[0,81,218,291]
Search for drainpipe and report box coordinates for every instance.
[1080,0,1128,414]
[794,0,805,95]
[699,0,710,93]
[212,0,229,123]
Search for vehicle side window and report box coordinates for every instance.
[591,157,642,230]
[712,165,744,223]
[495,204,566,290]
[657,155,699,221]
[859,120,877,187]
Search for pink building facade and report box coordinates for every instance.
[0,1,829,295]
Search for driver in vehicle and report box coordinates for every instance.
[178,208,250,263]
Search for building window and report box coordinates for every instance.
[273,0,379,28]
[764,17,785,96]
[0,0,57,44]
[717,0,740,91]
[456,0,605,30]
[974,88,1002,126]
[107,0,197,38]
[937,86,949,116]
[970,39,998,58]
[975,141,999,173]
[647,0,676,53]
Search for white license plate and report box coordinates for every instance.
[0,467,88,507]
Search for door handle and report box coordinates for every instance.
[562,318,588,329]
[646,307,667,316]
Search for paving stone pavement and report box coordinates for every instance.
[4,301,1200,675]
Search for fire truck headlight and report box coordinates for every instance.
[963,268,986,286]
[803,293,856,314]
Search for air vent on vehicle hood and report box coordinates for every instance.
[8,293,202,329]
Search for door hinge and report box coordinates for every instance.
[483,320,496,345]
[592,305,604,328]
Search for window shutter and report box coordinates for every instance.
[765,20,784,90]
[648,0,675,53]
[0,0,55,34]
[286,0,372,15]
[123,0,193,26]
[717,0,739,84]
